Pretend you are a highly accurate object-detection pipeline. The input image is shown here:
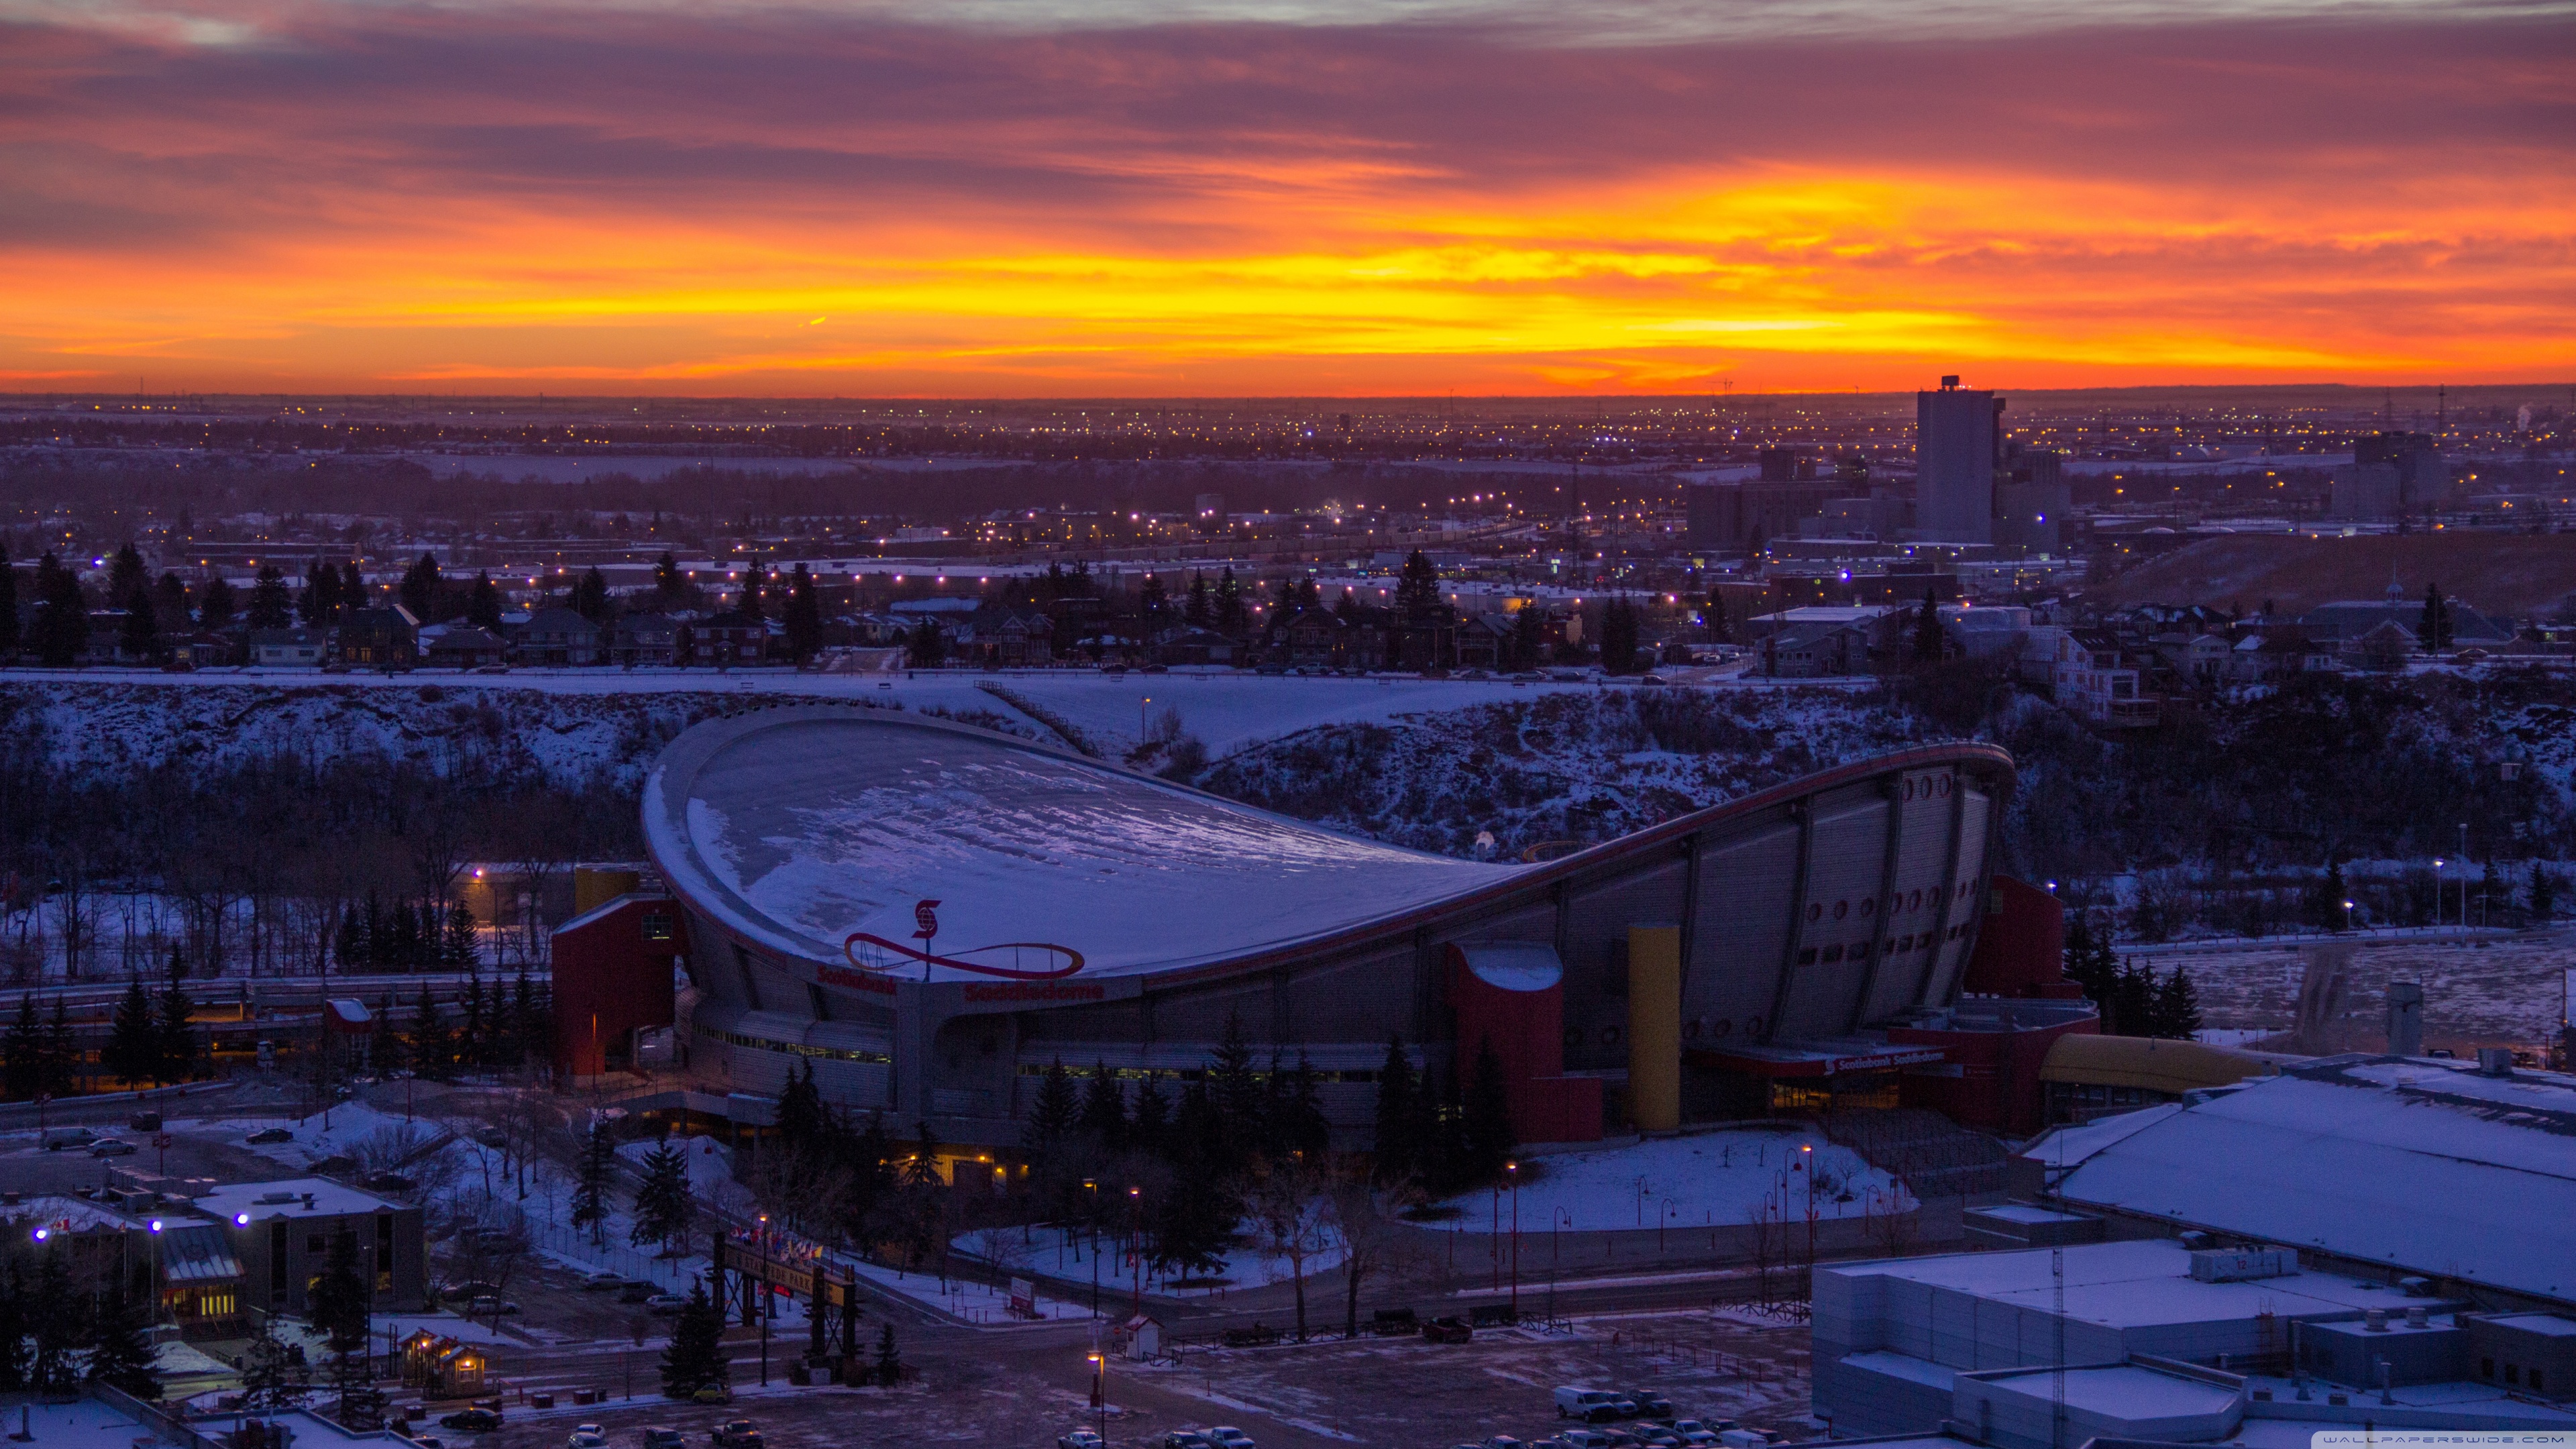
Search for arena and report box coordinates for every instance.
[623,702,2054,1155]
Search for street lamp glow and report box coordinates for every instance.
[150,1220,164,1232]
[235,1213,252,1226]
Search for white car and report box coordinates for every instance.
[1208,1430,1255,1449]
[568,1426,606,1449]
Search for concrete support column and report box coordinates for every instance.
[1627,924,1682,1133]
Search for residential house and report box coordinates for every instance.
[611,612,682,667]
[1155,627,1236,667]
[2150,631,2235,689]
[692,616,768,666]
[2226,629,2330,684]
[2054,629,2159,727]
[953,608,1051,668]
[339,606,420,669]
[2298,586,2516,651]
[513,606,603,666]
[423,625,507,669]
[1763,622,1869,677]
[1454,613,1514,670]
[248,627,330,667]
[2349,619,2419,672]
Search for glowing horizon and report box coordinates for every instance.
[3,1,2570,396]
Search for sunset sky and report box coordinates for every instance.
[4,0,2571,395]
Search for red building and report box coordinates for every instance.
[1889,875,2097,1136]
[551,893,688,1075]
[1446,942,1604,1144]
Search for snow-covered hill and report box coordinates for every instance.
[1200,686,1938,858]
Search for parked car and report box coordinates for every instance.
[581,1272,627,1292]
[690,1387,733,1406]
[468,1297,520,1316]
[1421,1316,1474,1344]
[619,1281,660,1303]
[89,1138,138,1157]
[641,1431,686,1449]
[1206,1428,1254,1449]
[439,1409,503,1433]
[1556,1390,1635,1423]
[128,1110,162,1131]
[1058,1432,1105,1449]
[1597,1430,1640,1448]
[1622,1392,1673,1419]
[645,1294,686,1315]
[1560,1432,1615,1449]
[245,1127,295,1145]
[1162,1433,1216,1449]
[1484,1437,1525,1449]
[712,1420,761,1448]
[568,1426,607,1448]
[40,1127,95,1152]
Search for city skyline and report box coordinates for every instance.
[4,0,2571,395]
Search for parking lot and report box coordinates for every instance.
[443,1307,1814,1449]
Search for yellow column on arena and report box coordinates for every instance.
[573,867,641,917]
[1627,923,1682,1133]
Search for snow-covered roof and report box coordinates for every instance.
[194,1178,404,1221]
[646,706,1520,981]
[2033,1057,2576,1304]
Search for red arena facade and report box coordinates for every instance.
[598,702,2087,1152]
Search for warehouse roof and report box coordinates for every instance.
[2029,1055,2576,1305]
[646,707,1519,980]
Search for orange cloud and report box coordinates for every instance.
[0,4,2568,393]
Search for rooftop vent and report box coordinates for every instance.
[2190,1246,2298,1283]
[256,1192,299,1205]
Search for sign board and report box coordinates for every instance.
[1009,1277,1036,1319]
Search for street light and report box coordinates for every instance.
[1088,1351,1108,1441]
[1505,1162,1519,1324]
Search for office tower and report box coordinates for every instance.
[1917,376,2002,543]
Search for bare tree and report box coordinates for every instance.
[1251,1155,1336,1341]
[1332,1181,1434,1340]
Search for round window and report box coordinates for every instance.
[1859,897,1875,916]
[1601,1025,1623,1046]
[1713,1018,1732,1037]
[1808,902,1823,922]
[1684,1018,1701,1041]
[1833,900,1849,920]
[1746,1016,1764,1036]
[1902,778,1915,802]
[1909,888,1923,910]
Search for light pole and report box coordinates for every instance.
[2343,899,2357,933]
[1801,1143,1816,1268]
[1506,1162,1519,1324]
[2435,858,2445,930]
[1550,1208,1571,1328]
[1088,1350,1108,1442]
[1127,1187,1142,1314]
[2461,824,2471,927]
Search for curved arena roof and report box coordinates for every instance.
[646,705,1521,980]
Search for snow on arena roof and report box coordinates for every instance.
[645,706,1521,980]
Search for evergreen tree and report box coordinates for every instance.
[572,1118,616,1242]
[411,987,452,1079]
[0,1260,29,1391]
[872,1322,902,1387]
[2420,582,2453,651]
[1208,1016,1263,1167]
[370,994,402,1075]
[2530,862,2559,920]
[301,558,337,625]
[574,566,610,622]
[339,560,366,612]
[244,563,290,630]
[104,977,160,1087]
[510,973,548,1071]
[444,902,478,967]
[1510,600,1547,669]
[1273,1053,1330,1159]
[1598,596,1640,674]
[117,586,160,662]
[2149,967,2204,1040]
[904,617,948,669]
[1215,567,1246,635]
[775,1058,828,1155]
[1138,572,1168,623]
[1129,1071,1169,1155]
[1703,588,1732,645]
[84,1272,160,1401]
[1913,586,1944,662]
[2110,959,2156,1038]
[1185,573,1212,629]
[30,1249,79,1392]
[654,551,685,601]
[307,1228,373,1365]
[108,544,149,613]
[0,540,17,657]
[784,563,822,661]
[400,553,441,618]
[2318,858,2350,932]
[736,561,765,623]
[1459,1035,1516,1183]
[33,553,89,666]
[458,968,487,1065]
[631,1136,696,1253]
[334,906,366,971]
[658,1281,729,1398]
[1371,1035,1416,1185]
[1077,1062,1126,1156]
[199,573,236,628]
[156,978,198,1083]
[467,572,503,629]
[1395,550,1440,625]
[43,998,76,1096]
[1021,1059,1079,1155]
[3,994,40,1101]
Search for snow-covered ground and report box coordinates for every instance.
[956,1219,1348,1303]
[1419,1128,1910,1231]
